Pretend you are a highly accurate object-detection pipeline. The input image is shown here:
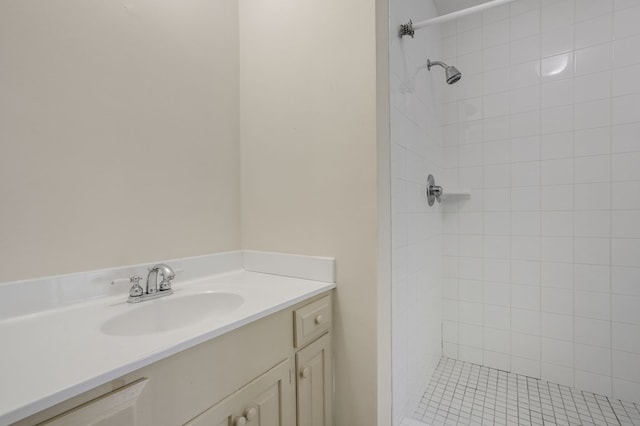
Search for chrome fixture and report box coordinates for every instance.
[399,20,415,38]
[427,60,462,85]
[126,264,176,303]
[426,174,443,206]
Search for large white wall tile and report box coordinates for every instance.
[574,264,610,293]
[574,71,611,103]
[613,123,640,153]
[542,312,574,341]
[511,60,541,89]
[511,9,541,40]
[613,34,640,68]
[542,0,574,29]
[575,344,612,375]
[542,287,573,314]
[612,351,640,383]
[542,132,573,159]
[542,337,573,366]
[575,317,611,348]
[614,5,640,39]
[575,15,612,50]
[574,127,611,156]
[612,294,640,325]
[542,25,574,57]
[574,211,611,237]
[512,308,541,335]
[576,0,613,22]
[575,43,612,75]
[511,36,542,65]
[541,53,574,82]
[542,80,574,108]
[574,99,611,130]
[542,262,573,289]
[484,328,511,353]
[612,266,640,296]
[612,322,640,353]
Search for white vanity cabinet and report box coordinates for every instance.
[17,292,333,426]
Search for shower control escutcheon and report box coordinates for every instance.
[426,174,443,206]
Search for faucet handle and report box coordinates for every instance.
[111,275,143,286]
[128,275,144,298]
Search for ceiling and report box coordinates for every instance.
[433,0,494,15]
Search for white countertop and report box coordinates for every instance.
[0,251,335,425]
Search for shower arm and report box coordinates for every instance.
[427,60,446,71]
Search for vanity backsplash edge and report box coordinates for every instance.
[0,250,335,321]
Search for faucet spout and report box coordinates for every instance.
[146,263,175,295]
[146,268,159,295]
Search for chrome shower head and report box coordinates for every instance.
[427,59,462,85]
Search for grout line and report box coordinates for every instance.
[538,0,543,380]
[479,10,486,371]
[609,5,615,402]
[506,0,513,376]
[455,17,461,364]
[571,0,577,393]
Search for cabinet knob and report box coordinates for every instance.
[314,314,324,324]
[244,407,257,421]
[301,367,310,378]
[233,416,247,426]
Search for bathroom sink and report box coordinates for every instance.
[101,292,244,336]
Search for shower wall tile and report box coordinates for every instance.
[614,5,640,39]
[575,0,612,22]
[440,0,640,403]
[574,14,612,50]
[613,34,640,68]
[390,0,444,422]
[575,43,612,76]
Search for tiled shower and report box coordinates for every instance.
[390,0,640,424]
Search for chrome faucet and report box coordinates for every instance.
[126,263,176,303]
[146,263,175,295]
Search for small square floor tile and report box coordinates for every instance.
[411,357,640,426]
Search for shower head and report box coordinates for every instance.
[427,59,462,85]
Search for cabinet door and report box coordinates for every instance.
[42,379,150,426]
[185,359,294,426]
[296,334,332,426]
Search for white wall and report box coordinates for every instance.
[0,0,241,282]
[238,0,381,424]
[439,0,640,403]
[390,0,444,423]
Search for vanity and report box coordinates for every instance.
[0,251,335,426]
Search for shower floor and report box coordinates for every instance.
[412,358,640,426]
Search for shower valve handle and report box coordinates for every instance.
[426,175,443,206]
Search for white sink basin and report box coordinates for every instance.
[101,292,244,336]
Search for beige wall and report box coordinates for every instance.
[0,0,241,282]
[238,0,381,424]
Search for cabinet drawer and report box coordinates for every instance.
[294,295,331,348]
